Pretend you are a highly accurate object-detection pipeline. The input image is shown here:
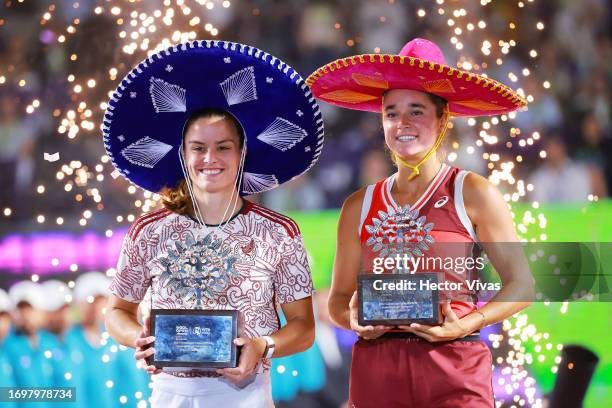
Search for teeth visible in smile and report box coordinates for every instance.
[397,135,417,141]
[201,169,222,175]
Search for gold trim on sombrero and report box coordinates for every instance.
[421,79,456,94]
[351,73,389,89]
[453,100,507,111]
[305,54,529,110]
[319,89,379,104]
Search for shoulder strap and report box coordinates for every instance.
[358,184,376,236]
[453,170,478,242]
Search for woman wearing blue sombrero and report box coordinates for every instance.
[103,40,324,407]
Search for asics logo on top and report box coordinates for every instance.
[434,196,449,208]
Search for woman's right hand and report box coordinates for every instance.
[133,315,162,375]
[349,291,391,340]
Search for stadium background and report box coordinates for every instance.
[1,0,610,407]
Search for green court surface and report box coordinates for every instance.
[289,201,612,407]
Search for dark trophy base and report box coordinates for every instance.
[358,272,440,326]
[147,309,239,369]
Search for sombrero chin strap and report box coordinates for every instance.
[393,108,450,180]
[178,141,247,232]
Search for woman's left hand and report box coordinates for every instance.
[217,337,266,384]
[397,302,468,342]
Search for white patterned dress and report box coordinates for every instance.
[109,200,313,407]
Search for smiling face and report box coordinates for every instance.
[183,115,243,195]
[382,89,446,162]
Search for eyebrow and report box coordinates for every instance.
[187,139,236,145]
[384,103,427,112]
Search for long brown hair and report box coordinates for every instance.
[160,179,193,216]
[160,108,245,216]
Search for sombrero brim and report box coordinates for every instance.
[103,40,324,195]
[306,54,527,117]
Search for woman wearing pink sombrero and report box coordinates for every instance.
[307,39,535,407]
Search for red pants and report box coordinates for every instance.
[349,337,494,408]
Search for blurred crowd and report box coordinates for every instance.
[0,274,354,408]
[1,2,609,406]
[0,0,610,228]
[0,272,150,407]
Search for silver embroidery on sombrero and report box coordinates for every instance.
[102,41,326,194]
[120,136,173,168]
[365,206,435,265]
[220,66,257,106]
[149,77,187,113]
[158,233,240,309]
[242,172,279,194]
[256,117,307,151]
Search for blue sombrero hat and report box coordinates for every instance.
[102,40,324,195]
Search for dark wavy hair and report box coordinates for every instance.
[426,93,448,118]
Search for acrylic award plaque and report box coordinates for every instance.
[148,309,239,369]
[358,272,440,326]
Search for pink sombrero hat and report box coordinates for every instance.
[306,38,527,117]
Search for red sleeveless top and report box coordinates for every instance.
[358,164,480,318]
